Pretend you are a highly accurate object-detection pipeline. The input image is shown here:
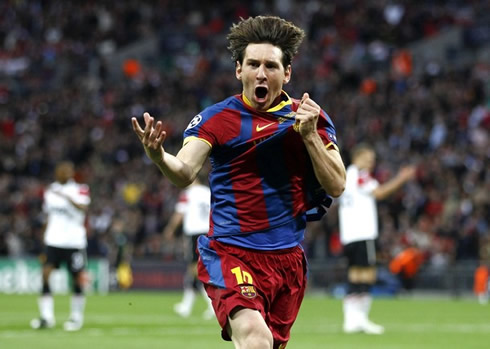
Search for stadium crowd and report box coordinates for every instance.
[1,1,489,277]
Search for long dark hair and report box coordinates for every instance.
[227,16,305,67]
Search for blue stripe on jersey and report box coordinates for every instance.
[239,109,253,143]
[197,235,225,288]
[215,215,306,250]
[209,164,240,230]
[255,128,294,225]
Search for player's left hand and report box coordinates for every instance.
[295,93,320,138]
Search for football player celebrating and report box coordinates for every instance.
[133,16,346,348]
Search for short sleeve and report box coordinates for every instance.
[317,109,339,151]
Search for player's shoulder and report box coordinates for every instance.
[185,96,240,132]
[201,96,240,118]
[67,180,90,196]
[346,164,360,179]
[46,182,58,191]
[346,164,359,172]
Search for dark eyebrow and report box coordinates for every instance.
[245,58,280,66]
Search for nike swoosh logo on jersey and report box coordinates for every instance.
[256,123,275,132]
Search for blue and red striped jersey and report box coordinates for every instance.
[183,91,338,246]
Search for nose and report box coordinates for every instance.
[256,64,266,80]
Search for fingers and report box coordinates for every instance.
[131,117,143,136]
[132,113,154,136]
[143,112,151,124]
[297,94,320,120]
[298,93,320,111]
[300,92,309,105]
[132,113,166,148]
[407,166,417,179]
[150,120,167,148]
[399,166,417,181]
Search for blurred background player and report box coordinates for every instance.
[30,161,91,331]
[339,143,415,334]
[163,174,214,319]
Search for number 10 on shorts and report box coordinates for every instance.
[231,266,253,285]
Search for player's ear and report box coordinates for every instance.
[236,61,242,81]
[283,64,291,84]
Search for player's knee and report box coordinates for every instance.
[42,265,54,281]
[235,326,273,349]
[230,315,273,349]
[73,283,83,294]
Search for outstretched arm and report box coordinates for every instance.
[132,112,211,188]
[372,166,416,200]
[296,93,346,197]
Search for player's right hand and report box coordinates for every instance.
[132,112,167,165]
[398,165,417,182]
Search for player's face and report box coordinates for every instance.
[55,163,74,183]
[236,43,291,111]
[362,151,376,171]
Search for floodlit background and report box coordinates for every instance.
[0,0,489,348]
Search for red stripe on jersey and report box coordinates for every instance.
[208,208,214,236]
[198,108,242,146]
[252,116,278,140]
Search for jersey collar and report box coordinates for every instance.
[242,90,292,112]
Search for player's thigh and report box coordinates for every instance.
[345,240,376,267]
[44,246,62,268]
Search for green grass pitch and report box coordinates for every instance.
[0,291,489,349]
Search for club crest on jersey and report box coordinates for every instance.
[278,111,296,124]
[239,285,257,299]
[186,114,202,130]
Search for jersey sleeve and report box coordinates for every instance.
[182,104,224,148]
[317,109,339,151]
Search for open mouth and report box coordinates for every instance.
[255,86,268,100]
